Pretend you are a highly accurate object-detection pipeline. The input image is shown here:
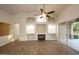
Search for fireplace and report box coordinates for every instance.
[38,34,45,40]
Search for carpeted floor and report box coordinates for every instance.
[0,40,79,55]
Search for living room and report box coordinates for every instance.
[0,4,79,55]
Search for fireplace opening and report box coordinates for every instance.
[38,34,45,40]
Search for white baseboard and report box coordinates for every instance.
[0,40,10,47]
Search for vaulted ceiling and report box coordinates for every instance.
[0,4,69,15]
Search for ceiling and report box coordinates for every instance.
[0,4,69,15]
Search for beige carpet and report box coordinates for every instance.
[0,40,79,55]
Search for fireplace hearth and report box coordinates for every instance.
[38,34,45,40]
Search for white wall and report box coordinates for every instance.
[57,5,79,23]
[10,24,19,40]
[58,22,67,44]
[57,5,79,51]
[0,9,12,24]
[11,13,37,41]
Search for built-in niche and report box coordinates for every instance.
[0,22,10,36]
[37,24,46,33]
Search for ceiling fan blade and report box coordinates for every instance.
[47,11,55,14]
[46,15,50,17]
[40,9,44,12]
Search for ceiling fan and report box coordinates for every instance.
[40,4,55,19]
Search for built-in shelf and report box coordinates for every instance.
[26,34,35,40]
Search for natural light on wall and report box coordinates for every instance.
[26,24,35,34]
[48,24,56,34]
[36,15,46,22]
[8,35,15,41]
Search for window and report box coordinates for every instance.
[71,22,79,39]
[26,24,35,34]
[48,24,56,34]
[36,15,46,22]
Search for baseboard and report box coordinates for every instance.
[0,41,10,47]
